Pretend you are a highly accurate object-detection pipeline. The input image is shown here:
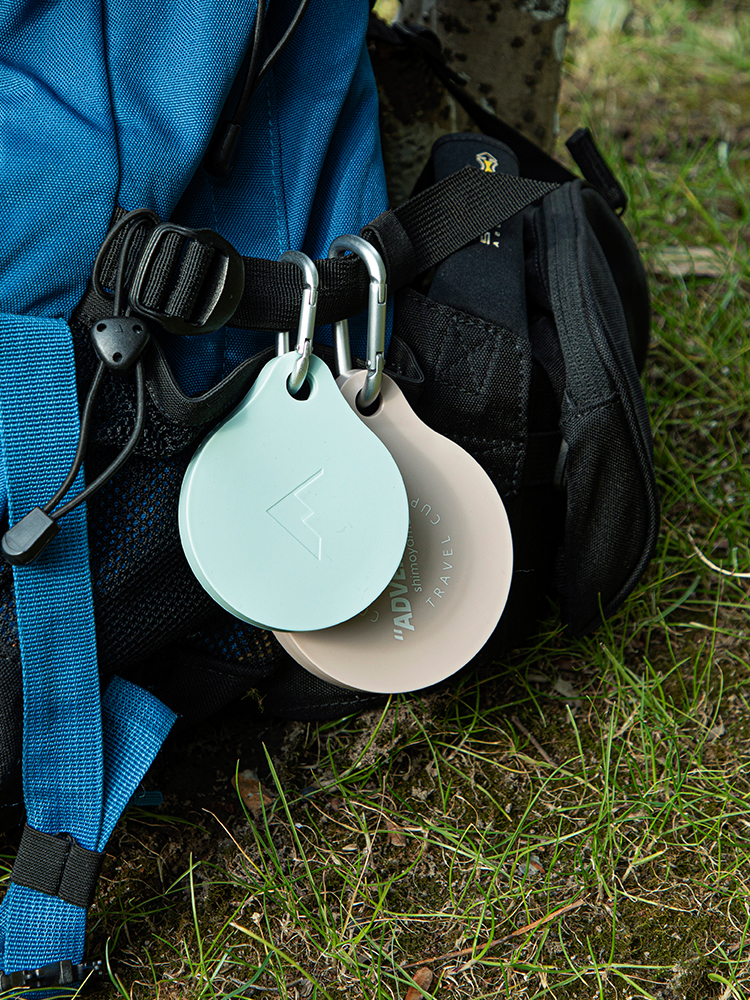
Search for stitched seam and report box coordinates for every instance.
[434,315,511,398]
[266,73,289,255]
[564,391,619,420]
[100,0,122,227]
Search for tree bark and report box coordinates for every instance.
[370,0,570,205]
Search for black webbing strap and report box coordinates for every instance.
[11,824,104,910]
[364,169,557,285]
[76,167,557,338]
[565,127,628,215]
[143,336,427,428]
[144,339,275,426]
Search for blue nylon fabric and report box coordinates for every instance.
[0,314,101,972]
[0,317,103,851]
[0,0,388,392]
[166,0,389,391]
[99,677,176,842]
[0,677,175,979]
[0,0,259,320]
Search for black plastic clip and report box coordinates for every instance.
[129,223,245,335]
[0,958,104,992]
[90,316,150,373]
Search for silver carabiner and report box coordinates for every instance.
[279,250,319,395]
[328,235,387,411]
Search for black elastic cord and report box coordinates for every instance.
[42,362,106,516]
[51,209,153,518]
[51,361,146,521]
[203,0,311,175]
[230,0,267,128]
[250,0,310,99]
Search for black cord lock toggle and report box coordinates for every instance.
[90,316,150,372]
[0,958,105,992]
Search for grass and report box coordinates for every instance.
[2,0,750,998]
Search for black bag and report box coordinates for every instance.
[390,132,658,650]
[0,125,658,827]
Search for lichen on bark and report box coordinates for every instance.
[371,0,570,202]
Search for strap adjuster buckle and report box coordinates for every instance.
[129,223,245,336]
[0,959,104,992]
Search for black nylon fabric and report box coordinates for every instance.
[390,293,566,656]
[78,169,556,339]
[394,290,532,498]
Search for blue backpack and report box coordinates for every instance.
[0,0,390,988]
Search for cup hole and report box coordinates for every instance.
[288,375,312,400]
[355,390,381,416]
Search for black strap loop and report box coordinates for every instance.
[361,209,419,288]
[11,824,104,910]
[565,127,628,214]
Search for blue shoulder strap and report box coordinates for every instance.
[0,315,176,988]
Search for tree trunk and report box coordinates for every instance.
[370,0,569,205]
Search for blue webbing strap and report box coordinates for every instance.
[0,315,176,982]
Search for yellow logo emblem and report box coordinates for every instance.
[476,152,499,173]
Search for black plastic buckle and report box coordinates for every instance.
[0,958,104,992]
[129,223,245,336]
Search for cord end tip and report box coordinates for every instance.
[2,508,60,565]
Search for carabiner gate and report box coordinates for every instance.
[279,250,319,395]
[328,235,387,411]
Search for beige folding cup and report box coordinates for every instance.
[274,367,513,692]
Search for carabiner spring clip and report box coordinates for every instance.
[328,235,387,412]
[277,250,319,396]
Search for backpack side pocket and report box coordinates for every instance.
[542,182,659,634]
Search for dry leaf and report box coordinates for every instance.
[404,967,433,1000]
[707,717,726,742]
[553,678,579,701]
[385,815,407,847]
[233,769,274,819]
[649,245,728,278]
